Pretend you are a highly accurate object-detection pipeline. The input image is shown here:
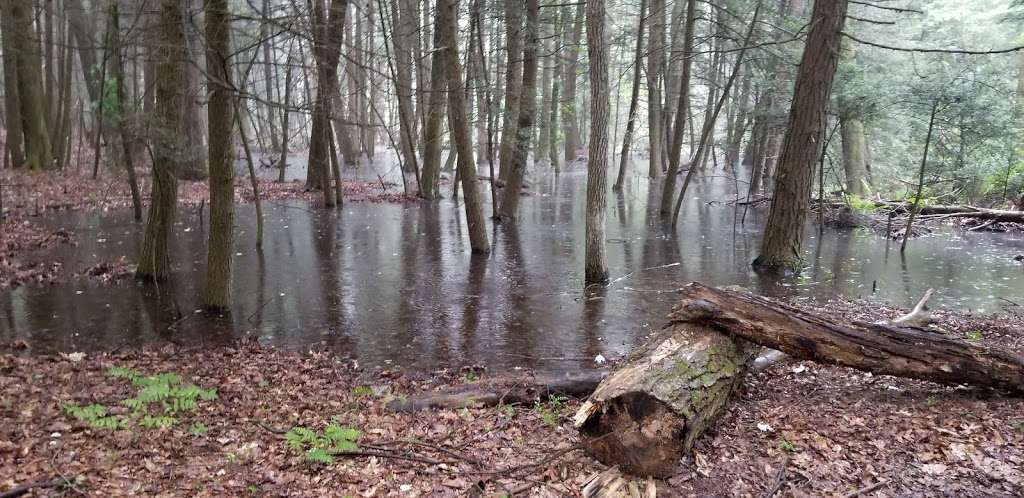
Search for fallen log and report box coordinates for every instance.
[673,283,1024,393]
[572,320,756,477]
[817,199,1024,223]
[574,283,1024,477]
[385,371,605,412]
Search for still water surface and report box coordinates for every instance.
[3,159,1023,371]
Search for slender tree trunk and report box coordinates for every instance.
[535,14,552,165]
[180,0,207,180]
[278,48,294,182]
[439,0,489,253]
[613,0,646,191]
[390,0,418,175]
[584,0,609,284]
[497,0,523,184]
[561,3,584,161]
[901,100,939,253]
[646,0,664,178]
[261,0,280,152]
[308,0,349,206]
[201,0,234,310]
[11,0,53,170]
[0,0,25,168]
[754,0,849,272]
[420,8,447,199]
[497,0,539,220]
[109,3,142,221]
[659,0,696,217]
[137,0,188,281]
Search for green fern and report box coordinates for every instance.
[285,424,361,463]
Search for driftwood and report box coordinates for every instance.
[673,283,1024,393]
[819,200,1024,223]
[572,320,756,477]
[385,371,605,412]
[574,282,1024,477]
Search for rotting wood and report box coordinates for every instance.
[385,371,605,412]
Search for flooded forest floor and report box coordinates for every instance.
[2,168,1024,495]
[2,297,1022,496]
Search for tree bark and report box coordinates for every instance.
[10,0,53,170]
[584,0,609,284]
[108,3,142,221]
[137,0,188,281]
[497,0,539,220]
[419,8,447,199]
[659,0,695,217]
[439,0,489,253]
[201,0,235,310]
[497,0,523,185]
[308,0,349,206]
[754,0,848,272]
[613,0,646,191]
[645,0,664,178]
[0,0,25,168]
[840,114,869,196]
[673,283,1024,394]
[560,3,584,161]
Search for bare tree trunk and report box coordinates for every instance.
[497,0,523,184]
[659,0,696,217]
[10,0,53,170]
[0,0,25,168]
[179,0,207,180]
[584,0,609,284]
[535,13,552,166]
[754,0,849,272]
[560,3,583,161]
[901,100,939,253]
[109,3,142,221]
[646,0,664,178]
[840,114,869,196]
[419,8,447,199]
[613,0,646,191]
[496,0,539,220]
[278,48,294,183]
[308,0,349,206]
[439,0,489,253]
[137,0,188,281]
[201,0,234,310]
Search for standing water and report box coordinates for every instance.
[3,159,1023,372]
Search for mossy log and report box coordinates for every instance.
[572,318,756,477]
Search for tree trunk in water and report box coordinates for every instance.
[497,0,523,185]
[390,0,418,177]
[108,3,142,221]
[201,0,235,310]
[561,4,584,162]
[584,0,609,284]
[439,0,489,254]
[840,114,869,196]
[901,100,939,253]
[0,0,25,168]
[308,0,349,206]
[137,0,187,281]
[645,0,664,178]
[497,0,539,220]
[11,0,53,170]
[613,0,646,191]
[754,0,848,272]
[420,11,447,200]
[278,50,294,183]
[659,0,695,217]
[535,17,552,166]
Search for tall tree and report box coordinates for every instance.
[308,0,349,206]
[584,0,609,284]
[438,0,490,253]
[419,8,447,199]
[9,0,53,169]
[137,0,189,280]
[0,0,24,168]
[497,0,539,220]
[561,4,584,161]
[201,0,235,310]
[614,0,646,191]
[659,0,696,217]
[646,0,664,178]
[497,0,523,185]
[754,0,849,272]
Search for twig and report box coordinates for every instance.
[761,457,789,498]
[841,479,888,498]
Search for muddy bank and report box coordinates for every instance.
[2,298,1022,496]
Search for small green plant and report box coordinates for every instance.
[1014,421,1024,433]
[285,423,361,464]
[462,372,479,383]
[533,394,568,427]
[502,405,517,418]
[779,439,796,453]
[847,196,879,214]
[189,422,208,437]
[350,386,374,398]
[64,366,216,431]
[964,330,983,342]
[926,394,940,407]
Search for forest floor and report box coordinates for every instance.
[0,169,417,288]
[2,297,1022,497]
